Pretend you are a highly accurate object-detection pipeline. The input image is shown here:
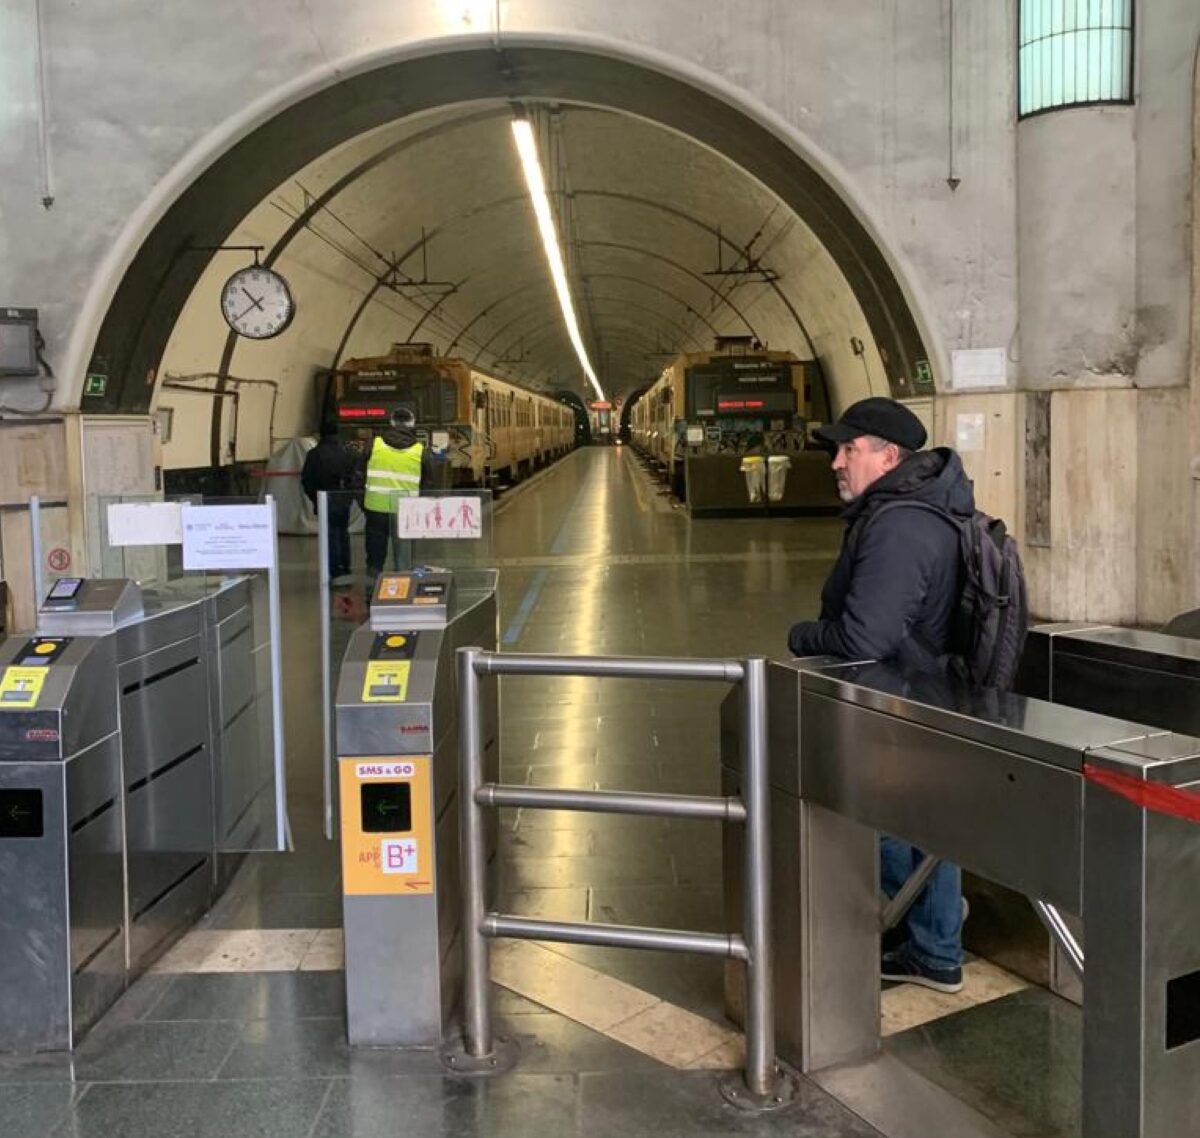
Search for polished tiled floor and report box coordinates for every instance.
[1,447,1082,1137]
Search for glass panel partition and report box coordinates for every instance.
[318,488,494,837]
[35,493,292,853]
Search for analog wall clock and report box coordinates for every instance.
[220,266,295,339]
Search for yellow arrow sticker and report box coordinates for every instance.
[0,667,48,710]
[361,660,411,703]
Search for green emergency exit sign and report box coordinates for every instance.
[84,373,107,397]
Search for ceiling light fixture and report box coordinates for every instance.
[510,118,606,402]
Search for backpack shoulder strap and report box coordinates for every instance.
[847,499,959,561]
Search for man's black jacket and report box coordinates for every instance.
[787,448,975,665]
[301,436,357,507]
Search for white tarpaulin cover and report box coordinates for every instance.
[267,437,365,536]
[268,437,318,535]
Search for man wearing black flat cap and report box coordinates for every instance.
[788,395,974,994]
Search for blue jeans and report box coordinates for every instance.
[880,836,963,971]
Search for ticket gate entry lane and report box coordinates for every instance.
[0,575,282,1053]
[336,568,498,1048]
[0,628,122,1052]
[980,622,1200,998]
[723,659,1200,1138]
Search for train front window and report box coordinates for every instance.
[342,369,458,424]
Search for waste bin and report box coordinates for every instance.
[766,455,792,502]
[740,456,765,503]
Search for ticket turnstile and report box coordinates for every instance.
[957,623,1200,996]
[336,568,498,1047]
[724,659,1200,1138]
[0,575,280,1052]
[0,626,123,1052]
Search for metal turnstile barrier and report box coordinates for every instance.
[448,649,797,1110]
[0,573,282,1052]
[956,622,1200,998]
[335,569,499,1048]
[743,658,1200,1138]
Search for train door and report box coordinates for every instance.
[472,385,491,482]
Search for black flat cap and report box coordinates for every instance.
[813,397,927,451]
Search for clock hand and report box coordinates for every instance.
[241,287,265,311]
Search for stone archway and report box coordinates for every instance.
[76,41,937,427]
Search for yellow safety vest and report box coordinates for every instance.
[364,437,423,513]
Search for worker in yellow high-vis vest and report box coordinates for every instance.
[363,407,424,575]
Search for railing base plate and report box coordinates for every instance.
[439,1034,519,1077]
[718,1067,801,1113]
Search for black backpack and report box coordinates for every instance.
[855,502,1029,691]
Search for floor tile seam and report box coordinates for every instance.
[606,1005,742,1070]
[303,1078,339,1138]
[208,1024,249,1082]
[491,943,663,1036]
[157,926,324,969]
[36,1079,90,1138]
[134,972,180,1022]
[598,995,666,1037]
[137,1014,347,1025]
[684,1037,743,1070]
[62,1075,349,1087]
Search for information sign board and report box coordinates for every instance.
[181,504,276,570]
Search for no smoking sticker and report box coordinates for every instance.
[47,548,71,572]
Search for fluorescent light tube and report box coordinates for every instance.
[511,118,606,402]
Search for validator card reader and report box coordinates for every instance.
[37,578,144,636]
[369,568,454,630]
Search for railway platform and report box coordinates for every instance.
[3,447,1083,1137]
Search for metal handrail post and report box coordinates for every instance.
[318,492,334,840]
[740,656,775,1097]
[264,495,290,850]
[445,646,792,1105]
[30,495,45,603]
[459,646,493,1058]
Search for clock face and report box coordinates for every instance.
[220,267,295,339]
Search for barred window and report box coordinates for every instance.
[1019,0,1134,118]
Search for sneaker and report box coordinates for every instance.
[881,952,964,994]
[330,574,355,587]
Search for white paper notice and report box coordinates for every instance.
[395,497,483,540]
[950,348,1008,391]
[955,412,986,453]
[181,504,276,569]
[106,502,183,547]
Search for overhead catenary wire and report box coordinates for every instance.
[267,195,493,361]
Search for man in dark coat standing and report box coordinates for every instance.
[301,426,357,583]
[788,397,974,993]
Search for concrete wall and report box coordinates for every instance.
[1009,7,1200,625]
[0,420,73,630]
[1017,110,1137,386]
[0,1,1019,412]
[0,2,1196,627]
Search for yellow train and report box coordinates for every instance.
[325,343,575,487]
[629,339,836,511]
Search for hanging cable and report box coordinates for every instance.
[0,330,55,416]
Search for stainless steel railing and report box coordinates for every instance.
[454,647,789,1105]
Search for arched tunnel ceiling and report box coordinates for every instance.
[158,99,891,429]
[88,46,931,456]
